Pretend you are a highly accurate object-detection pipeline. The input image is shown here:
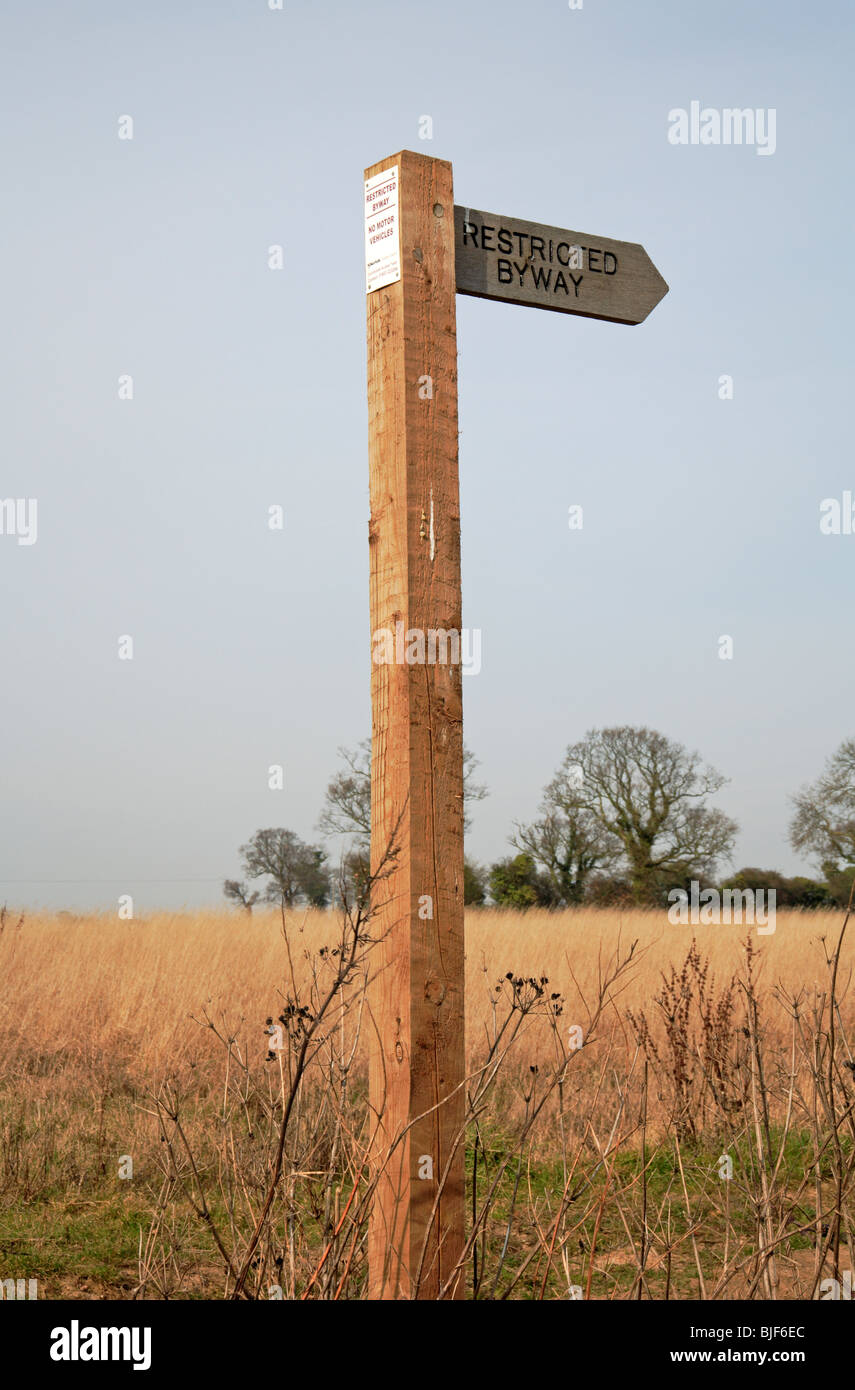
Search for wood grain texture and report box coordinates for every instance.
[366,150,465,1299]
[454,204,668,325]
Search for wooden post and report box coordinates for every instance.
[365,150,465,1299]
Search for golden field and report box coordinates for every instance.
[1,904,850,1079]
[1,904,853,1300]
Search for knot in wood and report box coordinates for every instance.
[424,977,446,1006]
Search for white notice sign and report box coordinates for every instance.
[365,166,400,293]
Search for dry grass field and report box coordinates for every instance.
[3,904,849,1074]
[1,903,853,1299]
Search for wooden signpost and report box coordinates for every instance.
[364,150,667,1299]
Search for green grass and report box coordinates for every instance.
[0,1079,833,1300]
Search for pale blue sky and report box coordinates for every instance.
[1,0,852,909]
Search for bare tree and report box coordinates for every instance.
[553,726,737,903]
[222,879,261,916]
[512,792,620,906]
[318,738,487,841]
[317,740,372,843]
[238,829,330,911]
[461,747,489,828]
[790,738,855,873]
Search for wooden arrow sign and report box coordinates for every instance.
[454,205,668,325]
